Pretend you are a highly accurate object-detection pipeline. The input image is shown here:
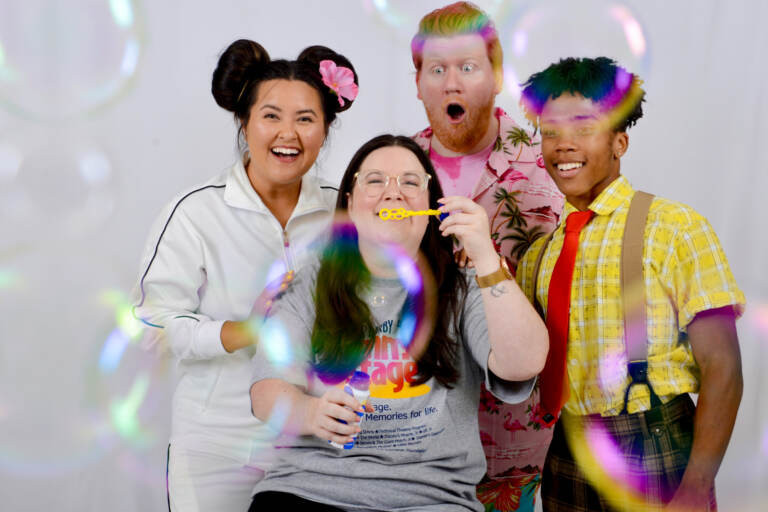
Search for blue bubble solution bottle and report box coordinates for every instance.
[329,371,371,449]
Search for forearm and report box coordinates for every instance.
[164,316,227,360]
[681,355,742,488]
[221,320,258,353]
[678,308,743,494]
[475,254,549,381]
[250,378,315,436]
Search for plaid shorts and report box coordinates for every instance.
[541,394,716,511]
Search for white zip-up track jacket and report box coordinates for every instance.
[132,161,336,464]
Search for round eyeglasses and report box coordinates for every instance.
[353,170,431,198]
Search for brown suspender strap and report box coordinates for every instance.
[620,191,657,413]
[621,191,654,363]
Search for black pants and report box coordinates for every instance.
[249,491,344,511]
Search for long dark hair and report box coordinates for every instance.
[211,39,358,152]
[311,134,467,387]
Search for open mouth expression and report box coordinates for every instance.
[270,146,301,163]
[446,102,466,124]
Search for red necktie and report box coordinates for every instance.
[540,209,594,426]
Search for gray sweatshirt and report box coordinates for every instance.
[251,262,535,511]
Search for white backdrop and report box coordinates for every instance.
[0,1,766,510]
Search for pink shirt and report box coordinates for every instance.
[430,142,494,198]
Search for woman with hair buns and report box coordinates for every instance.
[131,39,359,510]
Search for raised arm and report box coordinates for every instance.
[438,196,549,381]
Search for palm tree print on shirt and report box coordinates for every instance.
[490,188,547,262]
[506,127,537,161]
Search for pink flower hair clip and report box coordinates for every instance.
[319,59,358,107]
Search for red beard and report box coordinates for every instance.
[425,99,495,154]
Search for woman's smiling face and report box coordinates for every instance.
[244,79,326,190]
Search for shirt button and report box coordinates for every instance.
[570,359,578,365]
[653,427,663,436]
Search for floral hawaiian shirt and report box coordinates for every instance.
[414,108,563,268]
[414,107,564,511]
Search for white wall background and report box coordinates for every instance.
[0,1,766,510]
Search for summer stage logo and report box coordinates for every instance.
[359,319,430,399]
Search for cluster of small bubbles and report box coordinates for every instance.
[0,0,144,120]
[494,0,650,112]
[361,0,506,44]
[0,130,117,244]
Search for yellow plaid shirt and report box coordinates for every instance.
[517,176,745,416]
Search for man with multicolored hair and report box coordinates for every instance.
[517,56,744,511]
[411,2,564,510]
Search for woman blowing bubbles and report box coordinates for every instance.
[131,39,358,510]
[249,135,549,511]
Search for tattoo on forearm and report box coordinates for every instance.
[490,284,508,297]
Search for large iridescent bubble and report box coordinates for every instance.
[495,0,650,109]
[0,256,169,480]
[0,0,144,120]
[286,217,436,386]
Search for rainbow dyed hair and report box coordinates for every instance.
[520,57,646,132]
[411,1,503,89]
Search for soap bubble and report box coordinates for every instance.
[0,268,168,478]
[495,0,651,107]
[84,289,171,466]
[0,0,144,120]
[562,414,655,511]
[0,130,117,244]
[750,303,768,340]
[307,217,437,384]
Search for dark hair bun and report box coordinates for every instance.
[212,39,270,112]
[297,45,358,114]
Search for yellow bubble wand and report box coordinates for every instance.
[378,208,444,221]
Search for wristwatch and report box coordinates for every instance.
[475,255,513,288]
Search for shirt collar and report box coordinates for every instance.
[561,175,634,218]
[223,160,332,215]
[414,107,538,176]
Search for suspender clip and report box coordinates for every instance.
[627,360,649,384]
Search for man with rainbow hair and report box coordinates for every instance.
[411,2,564,510]
[517,56,744,511]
